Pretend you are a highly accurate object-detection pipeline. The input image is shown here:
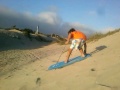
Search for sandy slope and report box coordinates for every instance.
[0,30,120,90]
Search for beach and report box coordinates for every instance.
[0,30,120,90]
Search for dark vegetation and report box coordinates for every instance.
[87,28,120,42]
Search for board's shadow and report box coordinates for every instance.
[90,45,107,55]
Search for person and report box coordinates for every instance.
[65,28,87,63]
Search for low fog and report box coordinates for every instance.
[0,6,95,37]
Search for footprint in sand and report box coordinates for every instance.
[36,77,41,86]
[89,68,97,77]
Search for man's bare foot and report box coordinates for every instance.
[81,54,85,58]
[64,60,68,63]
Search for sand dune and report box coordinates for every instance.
[0,30,120,90]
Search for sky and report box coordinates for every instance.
[0,0,120,36]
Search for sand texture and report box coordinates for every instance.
[0,30,120,90]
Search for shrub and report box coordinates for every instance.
[22,28,33,41]
[87,29,120,42]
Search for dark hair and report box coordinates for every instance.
[68,28,75,34]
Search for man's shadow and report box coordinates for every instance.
[90,45,107,55]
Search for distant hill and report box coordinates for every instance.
[0,29,66,51]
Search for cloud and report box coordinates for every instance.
[38,12,62,25]
[0,6,38,28]
[60,22,95,37]
[89,11,97,16]
[0,6,95,37]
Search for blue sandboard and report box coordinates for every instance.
[48,54,91,70]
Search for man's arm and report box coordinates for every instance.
[65,33,71,44]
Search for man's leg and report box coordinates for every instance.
[78,39,85,57]
[79,48,85,57]
[84,43,87,54]
[65,48,73,63]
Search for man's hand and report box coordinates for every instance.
[65,33,71,44]
[65,41,69,44]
